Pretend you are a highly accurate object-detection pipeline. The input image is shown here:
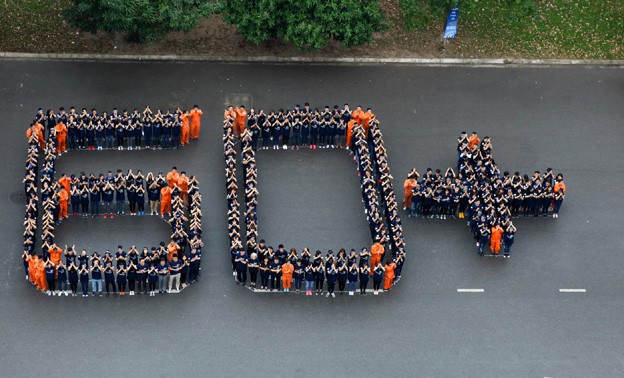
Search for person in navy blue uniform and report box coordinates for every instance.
[248,110,260,151]
[147,263,158,296]
[291,116,301,150]
[314,263,324,295]
[269,256,282,291]
[153,110,162,149]
[89,184,100,217]
[293,259,304,293]
[171,113,182,148]
[115,246,127,269]
[115,176,126,215]
[309,119,319,149]
[101,180,114,218]
[127,182,137,216]
[188,247,201,283]
[259,257,270,290]
[271,111,281,150]
[103,261,117,296]
[503,222,516,258]
[248,252,259,290]
[127,260,137,295]
[137,258,148,294]
[372,262,384,295]
[70,184,80,216]
[156,259,168,294]
[167,254,183,292]
[280,110,290,149]
[325,263,337,297]
[68,261,79,296]
[347,263,359,296]
[79,263,90,297]
[301,116,310,147]
[44,260,55,296]
[304,262,315,296]
[56,261,68,296]
[259,110,270,150]
[116,264,127,295]
[358,263,370,295]
[79,184,90,217]
[337,261,348,294]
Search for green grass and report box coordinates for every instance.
[0,0,75,52]
[457,0,624,59]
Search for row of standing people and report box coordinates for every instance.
[233,243,403,296]
[224,103,377,151]
[23,244,202,297]
[27,106,203,152]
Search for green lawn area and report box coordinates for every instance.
[0,0,77,52]
[0,0,622,59]
[455,0,624,59]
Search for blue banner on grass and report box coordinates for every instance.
[443,7,460,39]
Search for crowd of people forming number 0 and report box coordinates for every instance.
[223,103,406,296]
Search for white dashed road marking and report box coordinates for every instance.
[559,289,586,293]
[457,288,484,293]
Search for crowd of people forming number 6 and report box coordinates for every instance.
[23,106,204,297]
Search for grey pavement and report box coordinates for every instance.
[0,60,623,377]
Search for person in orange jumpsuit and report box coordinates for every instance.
[177,172,189,204]
[189,104,203,140]
[403,176,417,210]
[468,131,480,150]
[370,242,385,275]
[360,108,375,133]
[223,105,236,121]
[345,120,357,149]
[34,122,45,148]
[179,110,190,145]
[281,260,294,292]
[48,244,63,266]
[27,254,38,282]
[166,167,180,189]
[167,240,180,261]
[26,123,45,150]
[58,187,69,219]
[160,186,172,216]
[554,174,566,194]
[35,258,47,291]
[58,173,71,194]
[490,223,504,255]
[351,106,364,125]
[235,105,247,137]
[54,122,68,154]
[383,261,396,291]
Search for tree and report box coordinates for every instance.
[64,0,222,42]
[221,0,385,50]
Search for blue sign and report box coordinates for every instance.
[444,7,460,39]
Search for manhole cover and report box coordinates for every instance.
[10,191,26,204]
[225,93,253,109]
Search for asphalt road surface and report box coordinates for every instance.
[1,60,623,378]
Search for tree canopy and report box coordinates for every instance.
[64,0,222,42]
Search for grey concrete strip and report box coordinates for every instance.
[1,51,623,66]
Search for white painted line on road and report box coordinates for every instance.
[457,288,484,293]
[559,288,586,293]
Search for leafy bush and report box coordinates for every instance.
[221,0,385,50]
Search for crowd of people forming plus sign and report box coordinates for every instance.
[22,106,204,297]
[223,103,406,297]
[402,131,566,258]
